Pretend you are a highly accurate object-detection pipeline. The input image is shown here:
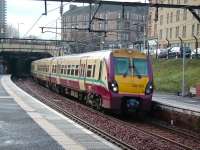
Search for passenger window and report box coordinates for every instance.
[93,65,96,77]
[64,65,67,74]
[82,64,85,77]
[87,65,92,77]
[75,65,79,76]
[98,62,102,80]
[71,65,75,76]
[67,65,71,75]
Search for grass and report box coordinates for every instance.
[153,58,200,93]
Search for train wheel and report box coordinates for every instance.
[78,92,84,102]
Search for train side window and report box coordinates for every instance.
[98,62,102,80]
[82,64,85,77]
[52,65,54,73]
[71,65,75,76]
[75,65,79,76]
[64,65,67,74]
[67,65,71,75]
[93,65,96,77]
[79,64,83,77]
[55,65,58,73]
[87,65,92,77]
[60,65,63,74]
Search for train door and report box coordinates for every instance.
[79,57,87,91]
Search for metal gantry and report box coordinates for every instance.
[38,0,200,24]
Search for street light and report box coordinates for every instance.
[178,36,185,97]
[17,23,24,38]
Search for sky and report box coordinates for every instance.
[7,0,148,40]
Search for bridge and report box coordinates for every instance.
[0,38,71,57]
[0,38,71,76]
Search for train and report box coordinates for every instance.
[31,49,153,114]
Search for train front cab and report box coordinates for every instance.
[108,49,153,114]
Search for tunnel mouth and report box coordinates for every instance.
[0,52,51,77]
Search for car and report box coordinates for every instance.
[191,48,200,58]
[169,47,191,58]
[158,48,168,58]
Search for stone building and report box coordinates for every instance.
[61,4,147,52]
[148,0,200,50]
[0,0,6,38]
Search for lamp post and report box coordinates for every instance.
[193,35,198,58]
[17,23,24,38]
[178,36,185,96]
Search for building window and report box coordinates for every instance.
[176,10,180,22]
[197,24,200,35]
[126,12,129,19]
[160,29,163,39]
[182,25,186,38]
[192,24,195,36]
[166,28,169,39]
[175,26,179,38]
[177,0,180,4]
[154,24,157,37]
[118,13,121,19]
[171,0,173,4]
[160,15,163,25]
[167,13,169,24]
[184,0,188,4]
[183,9,187,20]
[170,12,173,23]
[170,28,172,39]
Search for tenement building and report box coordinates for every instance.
[0,0,6,38]
[61,4,147,52]
[148,0,200,49]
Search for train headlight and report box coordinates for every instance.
[145,81,154,95]
[109,80,119,93]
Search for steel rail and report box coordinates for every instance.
[148,119,200,141]
[40,96,137,150]
[21,81,197,150]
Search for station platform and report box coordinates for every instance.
[153,92,200,113]
[0,75,120,150]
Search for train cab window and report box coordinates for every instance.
[132,59,148,76]
[67,65,71,75]
[114,57,131,76]
[75,65,79,76]
[93,65,96,77]
[87,65,92,77]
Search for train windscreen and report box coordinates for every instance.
[114,57,148,77]
[114,57,131,76]
[132,59,148,76]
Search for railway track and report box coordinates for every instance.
[15,78,200,150]
[39,95,136,150]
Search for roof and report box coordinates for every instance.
[63,4,147,16]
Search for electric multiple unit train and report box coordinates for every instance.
[31,49,153,114]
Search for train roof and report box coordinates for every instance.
[32,49,145,63]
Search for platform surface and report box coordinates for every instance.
[0,75,120,150]
[153,92,200,112]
